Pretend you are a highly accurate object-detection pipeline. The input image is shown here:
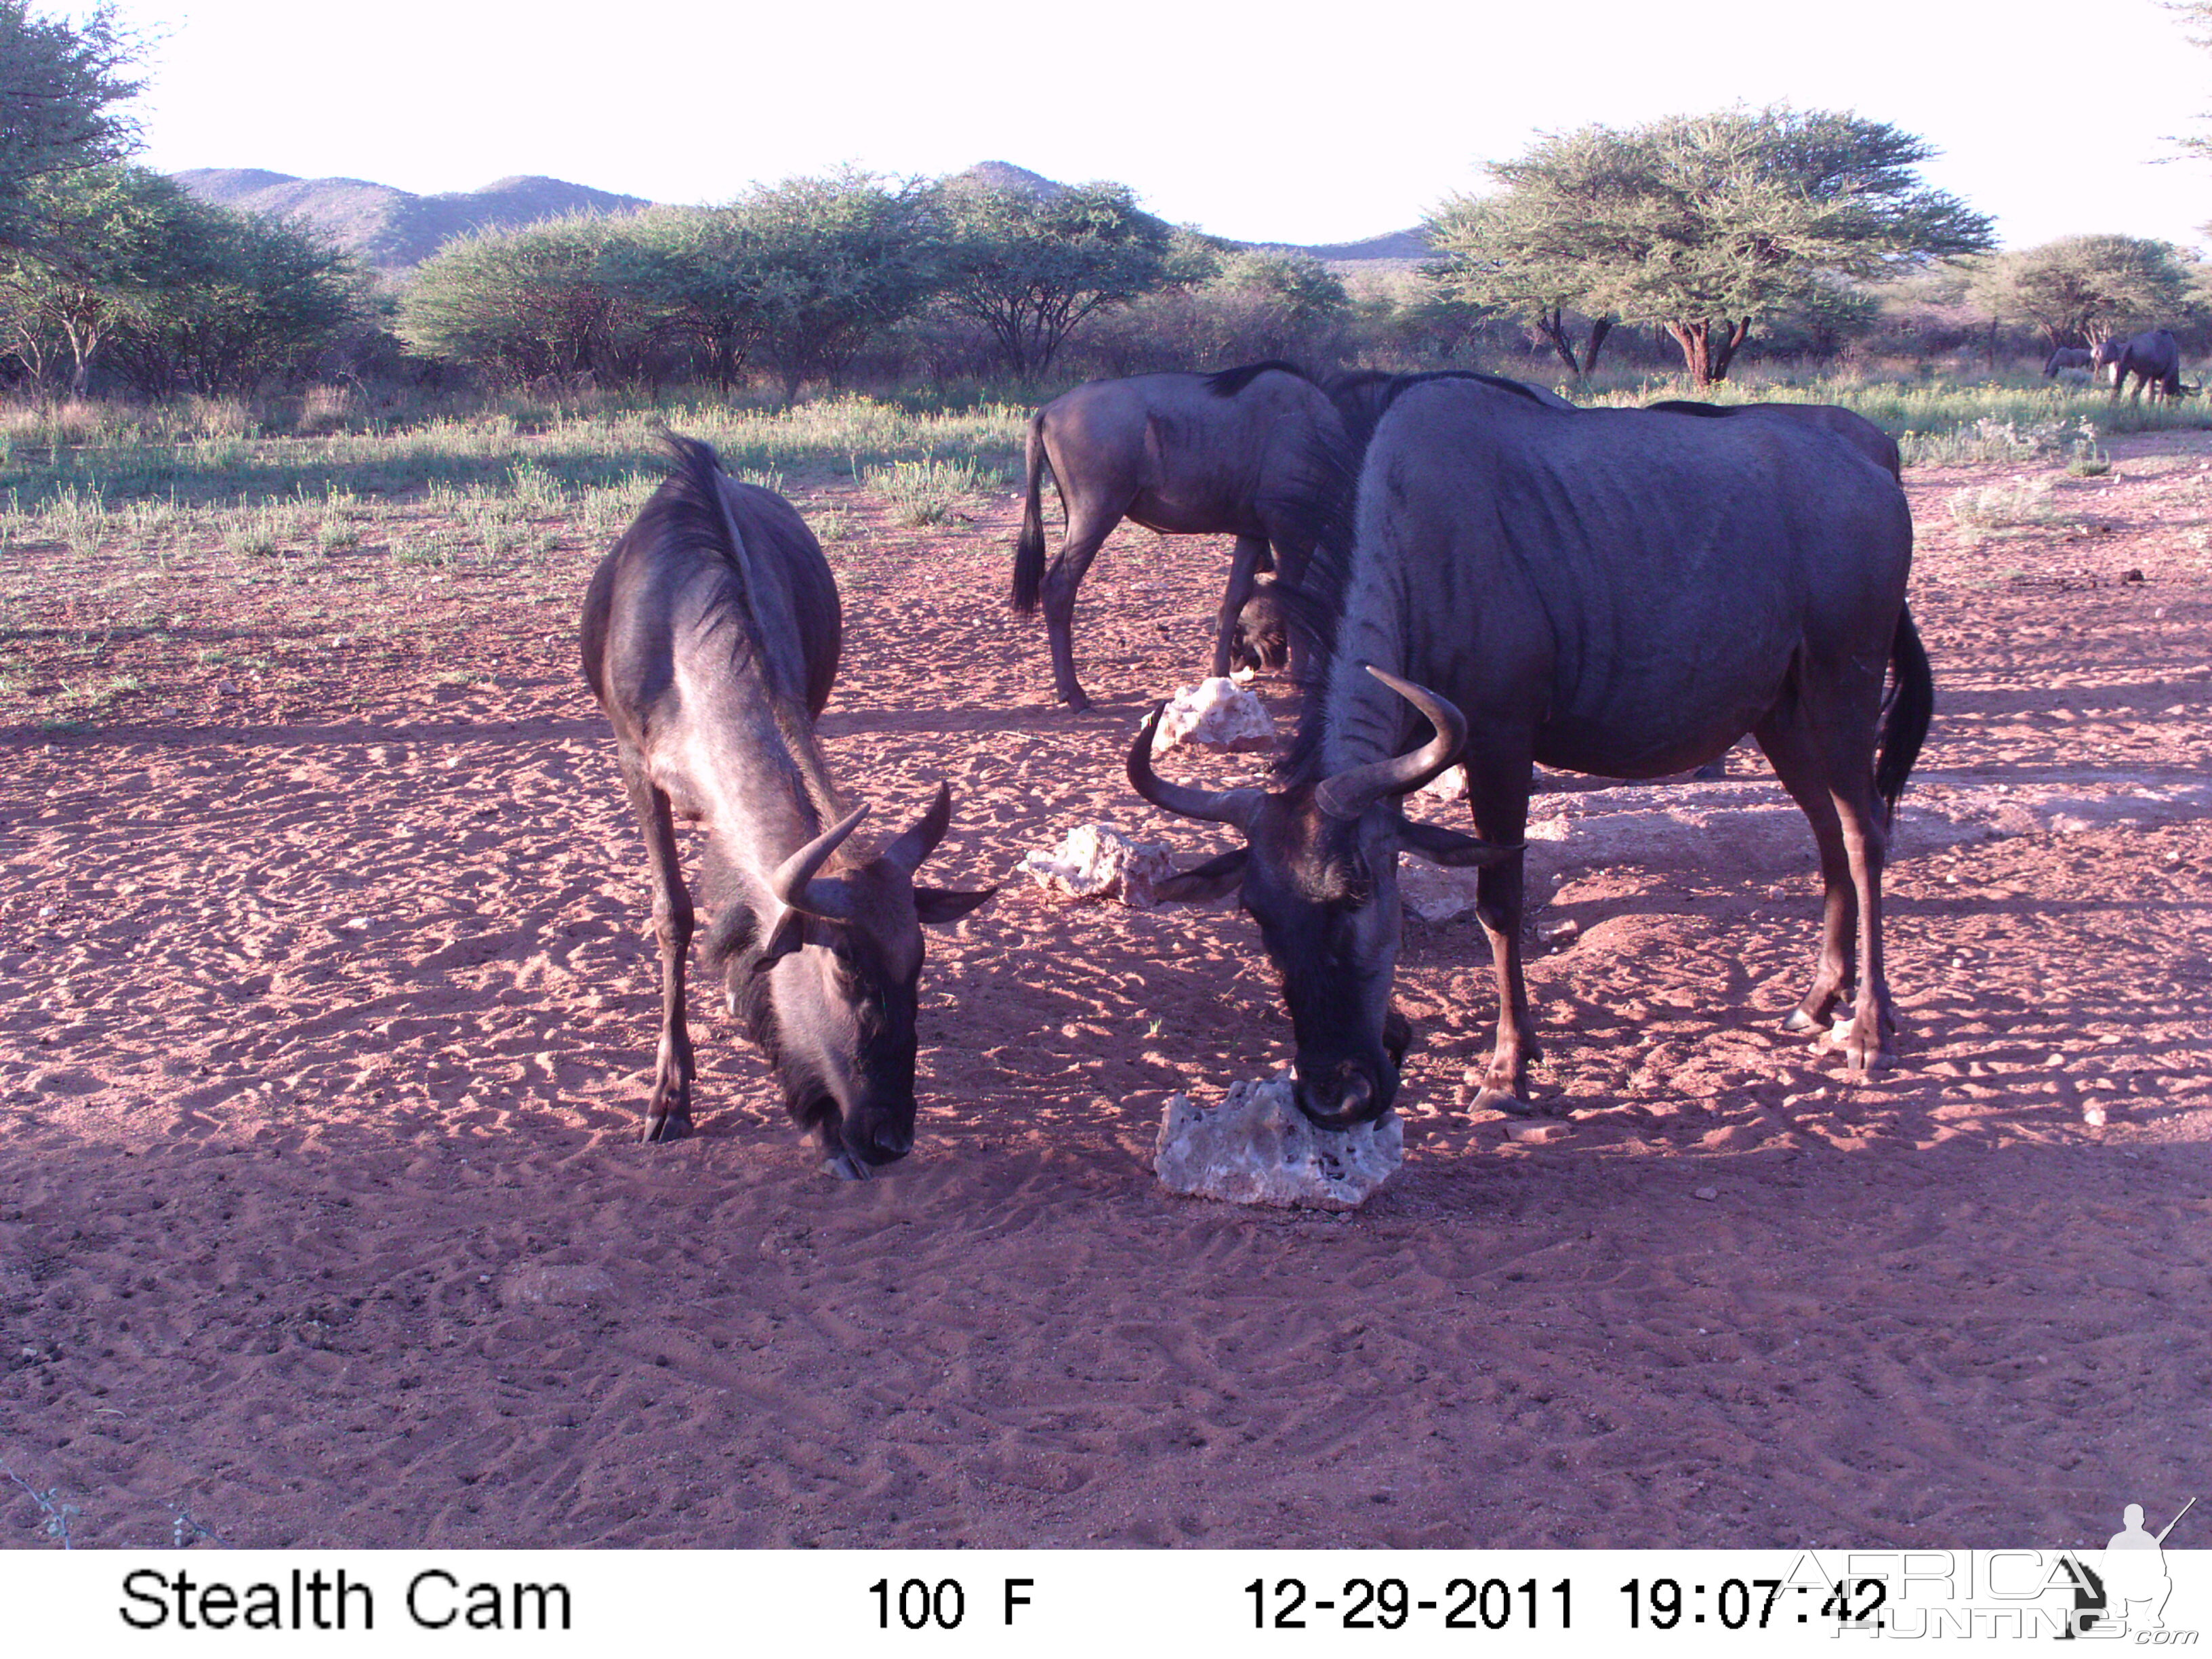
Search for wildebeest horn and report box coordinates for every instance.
[1315,666,1467,821]
[1127,704,1264,828]
[880,781,951,875]
[772,804,869,920]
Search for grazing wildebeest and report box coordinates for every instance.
[1128,375,1930,1124]
[2095,329,2186,403]
[1228,577,1292,673]
[1643,399,1902,480]
[1011,362,1346,711]
[581,435,995,1175]
[2044,346,2095,377]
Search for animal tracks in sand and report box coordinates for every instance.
[1,440,2208,1548]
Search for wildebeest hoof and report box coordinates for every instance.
[1060,693,1092,715]
[1471,1084,1537,1116]
[642,1111,692,1144]
[1782,1007,1822,1033]
[823,1149,872,1181]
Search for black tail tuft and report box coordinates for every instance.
[1875,604,1933,829]
[1011,409,1048,613]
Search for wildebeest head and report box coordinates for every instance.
[1228,579,1292,672]
[1128,668,1517,1128]
[735,783,994,1179]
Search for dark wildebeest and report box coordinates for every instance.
[1643,399,1902,480]
[1128,375,1930,1124]
[2044,346,2095,377]
[1011,362,1346,712]
[2094,329,2185,403]
[581,435,995,1175]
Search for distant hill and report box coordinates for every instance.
[171,159,1420,273]
[945,159,1066,199]
[170,169,653,272]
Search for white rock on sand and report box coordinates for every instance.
[1020,823,1179,909]
[1152,677,1276,754]
[1155,1073,1402,1210]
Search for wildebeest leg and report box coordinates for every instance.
[617,749,695,1141]
[1827,776,1896,1074]
[1038,503,1123,712]
[1753,712,1856,1034]
[1463,755,1540,1113]
[1211,534,1270,678]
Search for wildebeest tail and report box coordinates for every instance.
[1011,409,1048,614]
[1875,604,1933,829]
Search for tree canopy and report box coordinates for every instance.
[0,0,142,252]
[936,180,1172,377]
[1427,106,1994,383]
[1967,235,2199,350]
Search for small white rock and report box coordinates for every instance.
[1155,1073,1401,1210]
[1417,764,1469,803]
[1537,918,1580,945]
[2082,1105,2107,1128]
[1692,1186,1719,1202]
[1152,678,1276,754]
[1021,824,1179,908]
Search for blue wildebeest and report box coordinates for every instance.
[1011,362,1347,711]
[581,436,994,1176]
[1128,375,1930,1124]
[2044,346,2095,377]
[2094,329,2186,403]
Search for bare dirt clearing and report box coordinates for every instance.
[3,434,2209,1549]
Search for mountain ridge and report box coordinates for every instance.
[170,160,1425,272]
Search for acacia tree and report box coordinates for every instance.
[396,216,663,387]
[0,0,142,252]
[1424,125,1628,377]
[937,180,1172,378]
[1431,108,1993,384]
[1967,236,2197,350]
[0,164,183,391]
[108,201,360,394]
[727,171,939,403]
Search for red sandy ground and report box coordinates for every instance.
[1,432,2208,1550]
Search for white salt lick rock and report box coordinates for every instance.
[1152,677,1276,754]
[1155,1073,1402,1210]
[1020,824,1179,908]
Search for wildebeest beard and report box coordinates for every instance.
[698,848,839,1132]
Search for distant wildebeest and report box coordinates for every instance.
[1643,399,1902,480]
[581,435,994,1175]
[1227,577,1292,673]
[1012,362,1347,712]
[2044,346,2095,377]
[2095,329,2186,403]
[1128,375,1929,1124]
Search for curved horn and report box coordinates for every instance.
[1126,703,1264,829]
[771,804,869,920]
[880,781,951,876]
[1314,665,1467,821]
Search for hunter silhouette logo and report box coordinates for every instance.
[2060,1496,2195,1639]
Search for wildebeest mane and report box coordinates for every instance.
[1270,371,1564,785]
[1203,360,1311,397]
[1324,369,1555,448]
[631,432,817,715]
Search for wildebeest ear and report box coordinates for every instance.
[1152,848,1249,902]
[1395,819,1520,868]
[751,908,806,972]
[914,885,996,925]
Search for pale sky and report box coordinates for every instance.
[109,0,2211,252]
